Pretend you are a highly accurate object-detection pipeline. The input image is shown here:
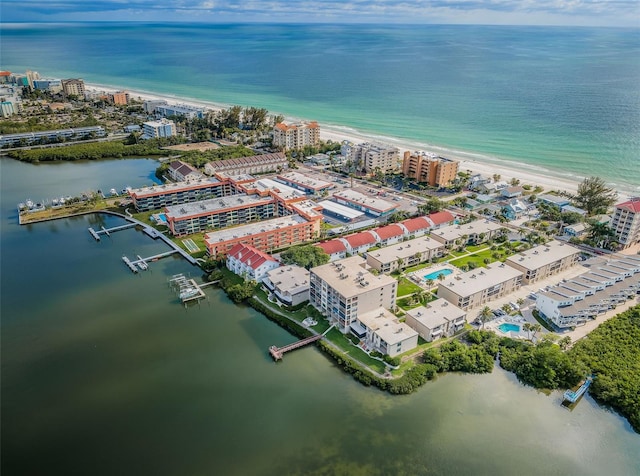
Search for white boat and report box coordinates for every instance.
[110,188,118,196]
[179,287,199,299]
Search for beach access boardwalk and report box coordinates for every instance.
[269,334,323,361]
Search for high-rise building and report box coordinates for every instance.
[26,70,40,90]
[610,198,640,249]
[272,121,320,151]
[110,91,130,105]
[343,142,399,173]
[309,256,397,333]
[402,151,459,187]
[61,79,86,98]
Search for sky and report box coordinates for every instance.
[1,0,639,27]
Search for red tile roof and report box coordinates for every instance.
[344,231,377,248]
[227,243,277,270]
[373,224,405,240]
[401,216,431,233]
[317,239,347,255]
[428,211,455,226]
[617,199,640,214]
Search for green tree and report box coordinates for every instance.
[279,245,330,270]
[572,176,618,215]
[479,306,493,329]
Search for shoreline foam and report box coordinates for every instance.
[86,82,634,201]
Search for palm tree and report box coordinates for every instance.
[530,323,542,341]
[425,278,435,290]
[479,306,493,329]
[523,322,533,340]
[558,336,572,350]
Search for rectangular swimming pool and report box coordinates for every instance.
[498,323,520,333]
[424,268,453,281]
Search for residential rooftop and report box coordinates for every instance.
[357,307,418,346]
[439,262,523,298]
[204,215,308,244]
[317,200,364,219]
[311,256,396,298]
[129,177,220,198]
[332,189,396,213]
[265,265,310,296]
[431,219,503,242]
[405,298,466,329]
[165,193,273,219]
[367,236,444,264]
[276,171,332,191]
[505,241,580,271]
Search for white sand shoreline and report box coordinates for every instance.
[87,82,634,201]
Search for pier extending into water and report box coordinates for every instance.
[122,250,180,273]
[563,376,593,404]
[269,334,323,361]
[88,223,137,241]
[168,273,208,305]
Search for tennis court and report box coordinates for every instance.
[182,238,200,253]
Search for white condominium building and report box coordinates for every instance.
[309,256,397,333]
[610,198,640,249]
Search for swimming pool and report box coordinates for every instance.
[157,213,168,223]
[498,323,521,333]
[424,268,453,281]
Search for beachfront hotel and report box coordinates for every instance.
[365,236,446,273]
[342,142,400,173]
[430,220,505,248]
[226,243,280,283]
[505,241,581,285]
[272,121,320,151]
[437,262,523,311]
[404,299,467,342]
[309,256,397,334]
[535,255,640,328]
[203,153,288,176]
[331,189,398,217]
[263,265,311,307]
[128,177,232,212]
[351,307,418,357]
[610,198,640,249]
[401,151,460,187]
[204,213,321,257]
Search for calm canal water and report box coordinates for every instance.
[1,157,639,476]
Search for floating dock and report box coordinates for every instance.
[563,376,593,404]
[121,250,179,273]
[122,255,138,273]
[88,223,136,241]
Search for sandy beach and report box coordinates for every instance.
[87,83,632,200]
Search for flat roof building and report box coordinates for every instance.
[430,220,504,247]
[275,171,332,194]
[263,265,311,307]
[404,299,467,342]
[332,189,398,217]
[402,151,460,187]
[309,256,397,333]
[366,236,446,274]
[205,214,320,258]
[272,121,320,151]
[142,119,176,139]
[344,142,400,174]
[317,200,365,222]
[505,241,581,284]
[610,198,640,249]
[437,262,523,310]
[128,178,231,212]
[352,307,418,357]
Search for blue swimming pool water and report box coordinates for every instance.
[498,323,520,333]
[424,268,453,281]
[158,213,167,223]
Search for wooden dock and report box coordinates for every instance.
[269,334,323,361]
[89,223,137,241]
[121,250,179,273]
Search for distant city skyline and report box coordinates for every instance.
[2,0,639,27]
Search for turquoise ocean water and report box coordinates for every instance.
[2,23,639,192]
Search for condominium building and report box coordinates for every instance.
[536,255,640,328]
[316,239,348,262]
[128,178,232,212]
[351,307,418,357]
[263,265,311,307]
[154,103,205,119]
[0,126,106,147]
[402,151,459,187]
[430,220,505,248]
[309,256,397,333]
[437,262,523,310]
[0,101,15,118]
[345,142,400,173]
[205,214,321,257]
[405,299,467,342]
[204,153,288,176]
[366,236,446,273]
[610,198,640,249]
[33,79,62,94]
[61,79,86,98]
[272,121,320,150]
[26,70,40,90]
[165,194,276,236]
[505,241,581,285]
[110,91,130,105]
[226,244,280,283]
[142,119,176,139]
[167,160,203,182]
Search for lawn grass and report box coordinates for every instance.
[404,262,430,273]
[325,328,387,373]
[397,277,423,296]
[397,297,423,311]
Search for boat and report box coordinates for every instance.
[179,287,199,300]
[110,188,118,196]
[563,375,593,404]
